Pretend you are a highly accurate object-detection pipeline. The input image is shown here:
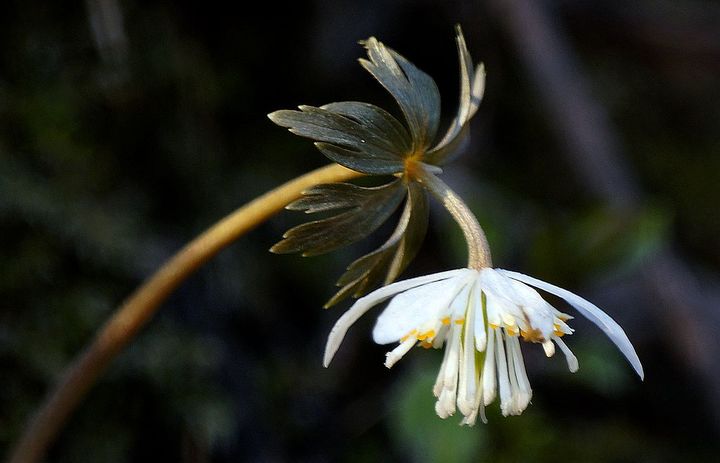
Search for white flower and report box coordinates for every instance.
[323,268,644,425]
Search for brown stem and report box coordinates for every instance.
[415,167,493,270]
[7,163,363,463]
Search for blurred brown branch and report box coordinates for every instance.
[489,0,720,431]
[6,164,362,463]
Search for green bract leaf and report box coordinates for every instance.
[325,181,429,307]
[268,104,409,175]
[271,179,406,256]
[425,25,485,166]
[360,37,441,151]
[321,101,412,153]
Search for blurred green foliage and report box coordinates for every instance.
[1,0,719,462]
[389,359,487,463]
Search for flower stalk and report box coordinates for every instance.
[8,163,363,463]
[413,165,493,270]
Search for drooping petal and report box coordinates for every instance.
[504,337,521,415]
[554,337,579,373]
[504,278,556,338]
[482,327,497,405]
[481,268,554,337]
[542,340,555,357]
[483,285,524,327]
[479,268,525,310]
[457,287,478,415]
[473,282,487,351]
[498,270,644,380]
[385,337,417,368]
[372,274,470,344]
[446,280,474,321]
[436,323,463,418]
[494,331,512,415]
[508,336,532,411]
[434,333,454,396]
[323,269,468,367]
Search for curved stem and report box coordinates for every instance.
[415,167,492,269]
[7,163,363,463]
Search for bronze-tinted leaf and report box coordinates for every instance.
[268,104,408,175]
[425,25,485,166]
[360,37,441,151]
[313,142,402,175]
[271,179,406,256]
[325,181,429,307]
[320,102,412,153]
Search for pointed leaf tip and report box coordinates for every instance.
[268,104,408,174]
[424,26,484,166]
[360,34,441,149]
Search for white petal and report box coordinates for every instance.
[554,318,574,335]
[384,337,416,368]
[542,340,555,357]
[554,337,579,373]
[482,269,557,336]
[460,413,475,426]
[458,295,478,415]
[478,268,511,297]
[432,324,450,349]
[483,290,521,327]
[509,336,532,412]
[435,389,456,418]
[506,279,556,337]
[482,327,497,406]
[434,336,454,396]
[441,324,463,394]
[479,270,525,321]
[504,337,521,415]
[323,269,468,367]
[495,331,512,415]
[479,404,488,425]
[435,324,463,419]
[372,273,471,345]
[462,373,486,426]
[447,281,473,320]
[499,269,644,380]
[473,284,486,352]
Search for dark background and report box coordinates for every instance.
[2,0,719,461]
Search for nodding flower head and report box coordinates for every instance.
[324,268,643,425]
[269,26,643,426]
